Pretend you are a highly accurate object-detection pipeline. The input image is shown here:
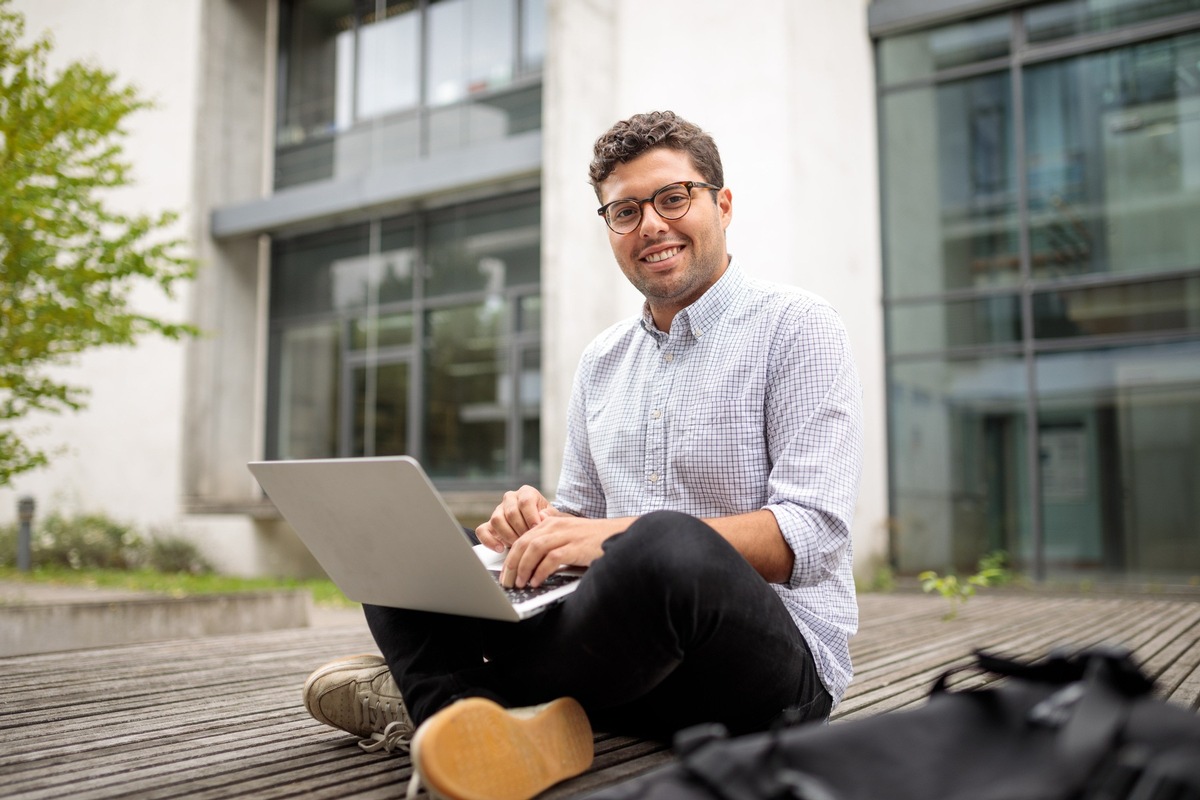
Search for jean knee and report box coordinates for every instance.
[605,511,734,581]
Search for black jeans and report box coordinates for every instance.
[363,510,831,738]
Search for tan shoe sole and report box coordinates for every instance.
[413,697,593,800]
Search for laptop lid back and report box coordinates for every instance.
[247,456,521,622]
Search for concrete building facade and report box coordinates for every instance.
[6,0,1196,587]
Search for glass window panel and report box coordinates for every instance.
[890,356,1031,574]
[353,359,410,457]
[519,346,541,476]
[1026,0,1200,44]
[518,294,541,333]
[272,223,371,319]
[267,194,541,485]
[274,0,354,188]
[352,313,414,350]
[270,322,341,460]
[426,197,540,297]
[427,0,516,106]
[1035,341,1200,577]
[889,294,1022,355]
[277,0,352,146]
[356,1,420,120]
[1025,33,1200,281]
[379,219,417,304]
[427,84,543,156]
[521,0,546,72]
[882,73,1018,298]
[378,112,422,167]
[1034,276,1200,339]
[878,13,1009,85]
[423,302,508,478]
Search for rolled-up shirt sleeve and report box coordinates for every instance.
[763,302,864,590]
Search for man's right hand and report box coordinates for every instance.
[475,485,552,552]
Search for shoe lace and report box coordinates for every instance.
[356,694,415,754]
[360,719,416,754]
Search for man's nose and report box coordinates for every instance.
[636,201,670,236]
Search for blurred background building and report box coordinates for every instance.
[3,0,1198,588]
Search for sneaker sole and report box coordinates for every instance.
[301,653,385,724]
[413,697,593,800]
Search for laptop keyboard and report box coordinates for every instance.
[489,571,579,604]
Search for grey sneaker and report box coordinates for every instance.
[302,654,416,754]
[405,696,593,800]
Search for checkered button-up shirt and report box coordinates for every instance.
[553,261,864,705]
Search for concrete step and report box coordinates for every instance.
[0,581,312,656]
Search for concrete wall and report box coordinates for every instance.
[542,0,889,580]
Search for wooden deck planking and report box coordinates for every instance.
[1,592,1197,799]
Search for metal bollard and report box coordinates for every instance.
[17,496,35,572]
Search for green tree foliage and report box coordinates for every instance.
[0,0,196,485]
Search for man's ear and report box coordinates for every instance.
[719,187,733,230]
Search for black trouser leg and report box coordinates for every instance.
[364,511,830,734]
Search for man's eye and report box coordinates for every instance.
[612,205,637,219]
[658,193,688,209]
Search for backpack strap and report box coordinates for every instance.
[931,645,1155,697]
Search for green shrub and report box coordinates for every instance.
[35,512,143,569]
[0,510,211,573]
[145,533,213,575]
[0,523,15,567]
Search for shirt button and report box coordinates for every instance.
[663,352,674,363]
[648,472,659,483]
[651,409,661,419]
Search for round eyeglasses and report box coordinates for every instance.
[597,181,721,234]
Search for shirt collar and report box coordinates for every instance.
[639,258,744,341]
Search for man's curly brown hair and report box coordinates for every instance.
[588,111,724,198]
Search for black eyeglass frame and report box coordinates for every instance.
[596,180,721,234]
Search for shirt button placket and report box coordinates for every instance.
[646,346,675,500]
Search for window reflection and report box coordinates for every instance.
[1025,33,1200,279]
[1035,342,1200,576]
[426,202,540,297]
[424,303,508,479]
[272,223,370,319]
[880,8,1200,585]
[878,13,1010,85]
[1026,0,1200,43]
[353,359,410,458]
[274,0,543,190]
[888,294,1022,355]
[354,2,420,121]
[267,194,541,484]
[882,72,1017,298]
[890,356,1030,574]
[427,0,516,106]
[1034,277,1200,339]
[273,322,340,461]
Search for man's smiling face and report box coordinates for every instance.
[598,147,733,331]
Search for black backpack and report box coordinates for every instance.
[586,647,1200,800]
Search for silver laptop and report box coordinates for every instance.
[247,456,581,622]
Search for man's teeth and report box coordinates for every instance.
[644,247,681,264]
